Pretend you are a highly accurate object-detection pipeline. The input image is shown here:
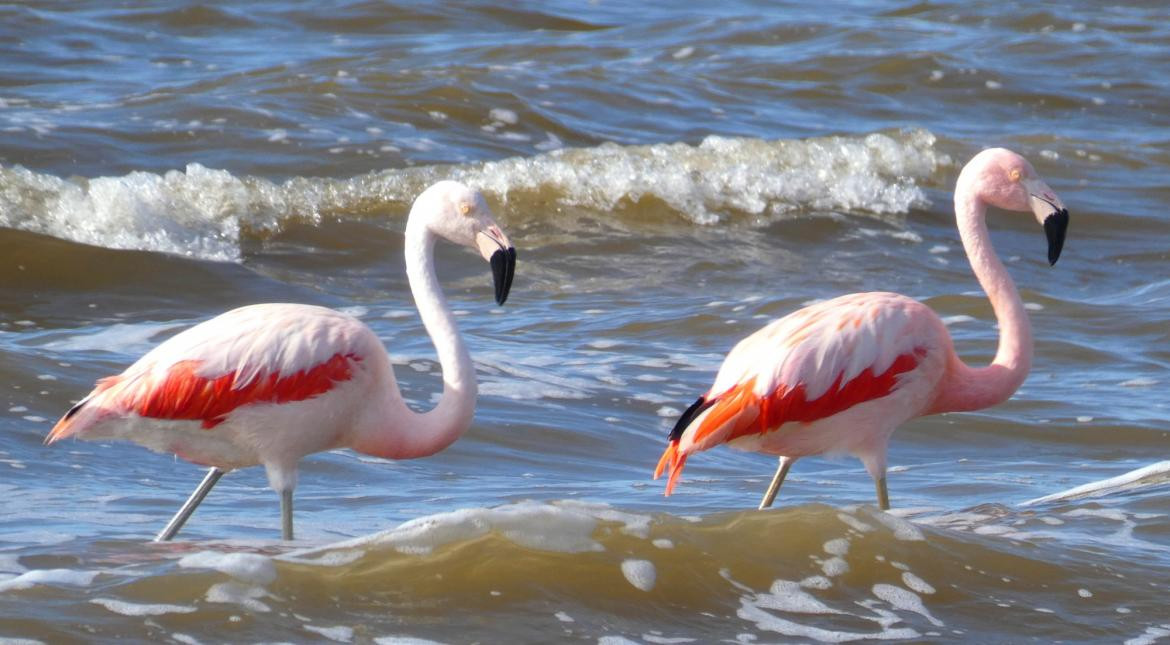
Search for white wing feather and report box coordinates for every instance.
[711,292,931,401]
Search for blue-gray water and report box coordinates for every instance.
[2,2,1169,643]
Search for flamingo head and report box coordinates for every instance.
[412,180,517,305]
[964,147,1069,265]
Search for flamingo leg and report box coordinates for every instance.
[281,490,294,541]
[154,467,224,542]
[758,456,795,510]
[875,475,890,511]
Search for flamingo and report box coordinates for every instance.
[654,148,1069,510]
[45,180,516,541]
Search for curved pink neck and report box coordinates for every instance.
[351,216,477,460]
[930,185,1033,414]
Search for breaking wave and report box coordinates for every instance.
[0,129,948,262]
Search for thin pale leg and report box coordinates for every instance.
[281,489,293,541]
[154,467,224,542]
[875,475,890,511]
[758,456,795,510]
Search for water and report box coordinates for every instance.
[2,1,1169,642]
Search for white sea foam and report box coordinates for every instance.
[303,624,354,642]
[641,635,696,644]
[205,581,271,612]
[488,108,519,125]
[821,556,849,577]
[836,511,874,533]
[0,568,98,592]
[870,511,925,541]
[901,572,935,595]
[0,163,289,262]
[373,638,448,645]
[285,549,365,567]
[755,579,842,614]
[0,130,944,261]
[872,584,943,626]
[177,551,276,585]
[737,601,919,642]
[284,500,645,560]
[90,597,197,616]
[1022,461,1170,506]
[823,538,850,556]
[620,559,657,592]
[1125,625,1170,645]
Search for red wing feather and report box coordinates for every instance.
[131,353,360,428]
[691,349,923,448]
[46,352,362,444]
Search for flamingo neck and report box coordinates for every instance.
[931,187,1033,413]
[355,218,477,459]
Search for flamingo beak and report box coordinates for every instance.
[1042,209,1069,266]
[1024,178,1069,265]
[475,228,516,305]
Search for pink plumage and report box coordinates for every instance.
[656,148,1070,509]
[47,304,382,471]
[46,181,517,540]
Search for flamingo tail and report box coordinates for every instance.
[44,381,111,444]
[653,441,688,496]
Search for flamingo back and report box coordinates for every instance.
[46,304,380,444]
[657,292,943,494]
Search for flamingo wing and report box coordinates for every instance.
[655,292,931,494]
[47,304,370,443]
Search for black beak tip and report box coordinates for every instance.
[1044,209,1069,266]
[490,247,517,306]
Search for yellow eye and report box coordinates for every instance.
[459,202,472,216]
[1009,168,1021,182]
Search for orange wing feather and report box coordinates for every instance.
[46,352,360,443]
[655,348,924,495]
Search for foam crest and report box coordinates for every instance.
[1022,461,1170,506]
[0,129,945,261]
[0,568,98,592]
[448,129,945,225]
[286,500,654,560]
[177,551,277,585]
[0,164,291,262]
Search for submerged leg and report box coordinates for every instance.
[155,467,225,542]
[281,489,294,541]
[758,456,795,510]
[875,475,890,511]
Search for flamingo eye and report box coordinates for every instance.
[1009,168,1021,182]
[458,202,472,216]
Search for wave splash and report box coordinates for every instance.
[0,129,947,262]
[4,496,1167,642]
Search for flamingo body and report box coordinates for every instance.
[48,304,394,492]
[47,181,517,539]
[656,149,1070,508]
[656,292,949,494]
